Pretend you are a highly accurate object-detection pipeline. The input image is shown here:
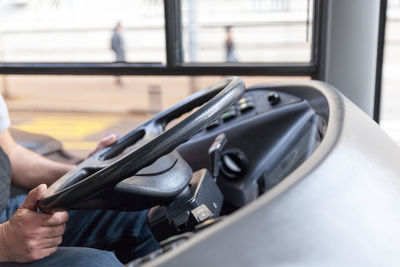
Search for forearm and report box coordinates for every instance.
[0,129,114,190]
[9,144,74,190]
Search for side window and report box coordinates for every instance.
[381,0,400,136]
[181,0,314,63]
[0,1,317,156]
[0,0,165,63]
[0,0,318,76]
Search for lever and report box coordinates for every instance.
[208,133,227,179]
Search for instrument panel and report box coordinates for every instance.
[179,87,325,208]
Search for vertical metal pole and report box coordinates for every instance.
[373,0,387,123]
[164,0,183,67]
[148,85,162,114]
[306,0,310,42]
[0,23,10,99]
[1,77,9,100]
[313,0,328,80]
[187,0,198,93]
[187,0,198,62]
[321,0,380,117]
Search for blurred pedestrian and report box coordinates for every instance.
[111,22,126,62]
[225,26,238,62]
[110,22,126,87]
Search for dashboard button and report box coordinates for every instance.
[268,92,280,105]
[238,97,247,104]
[206,119,220,131]
[221,107,237,122]
[239,101,254,113]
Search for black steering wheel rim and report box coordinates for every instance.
[38,76,245,213]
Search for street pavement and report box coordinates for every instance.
[10,111,152,158]
[2,75,308,157]
[4,67,400,160]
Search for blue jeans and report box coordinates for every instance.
[0,195,159,266]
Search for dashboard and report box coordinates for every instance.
[131,82,330,267]
[178,86,326,209]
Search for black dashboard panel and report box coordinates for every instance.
[178,87,325,208]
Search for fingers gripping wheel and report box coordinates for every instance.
[38,77,245,213]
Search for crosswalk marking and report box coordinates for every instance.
[62,141,99,150]
[13,116,119,151]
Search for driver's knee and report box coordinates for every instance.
[58,247,122,267]
[1,247,123,267]
[54,247,123,267]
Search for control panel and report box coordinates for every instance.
[199,89,302,136]
[179,87,324,208]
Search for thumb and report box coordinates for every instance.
[21,184,48,211]
[88,134,117,158]
[101,134,117,147]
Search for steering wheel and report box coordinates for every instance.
[38,76,245,213]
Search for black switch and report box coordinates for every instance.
[221,107,237,122]
[208,133,227,179]
[239,101,254,113]
[268,92,280,105]
[206,119,220,131]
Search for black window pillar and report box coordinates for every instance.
[164,0,183,67]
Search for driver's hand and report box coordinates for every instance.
[87,134,117,158]
[0,184,69,263]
